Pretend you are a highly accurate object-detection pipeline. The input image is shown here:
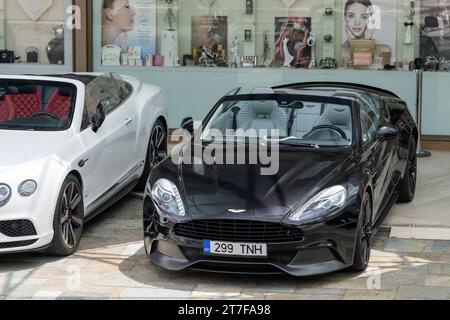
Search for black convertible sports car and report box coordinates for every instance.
[143,83,418,276]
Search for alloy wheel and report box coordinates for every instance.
[409,142,418,196]
[360,196,373,265]
[60,182,83,249]
[150,125,167,167]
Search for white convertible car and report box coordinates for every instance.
[0,73,168,255]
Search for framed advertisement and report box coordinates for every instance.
[101,0,156,65]
[420,0,450,59]
[191,16,228,67]
[341,0,396,66]
[274,17,312,68]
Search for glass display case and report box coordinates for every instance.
[92,0,450,137]
[0,0,73,72]
[93,0,450,71]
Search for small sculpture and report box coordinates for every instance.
[230,37,240,67]
[307,32,317,69]
[164,0,176,31]
[262,30,273,66]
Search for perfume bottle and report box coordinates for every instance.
[246,0,253,15]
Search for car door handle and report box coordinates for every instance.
[124,118,133,126]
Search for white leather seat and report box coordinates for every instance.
[237,100,288,136]
[314,105,352,140]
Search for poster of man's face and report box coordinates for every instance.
[420,0,450,59]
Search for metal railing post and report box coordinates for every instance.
[416,70,431,158]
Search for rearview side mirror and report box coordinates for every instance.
[181,117,194,135]
[92,105,106,133]
[376,126,398,141]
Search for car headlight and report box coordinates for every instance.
[18,180,38,197]
[0,184,12,208]
[289,186,347,224]
[151,179,186,217]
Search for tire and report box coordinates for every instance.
[350,192,373,272]
[397,136,417,203]
[47,174,84,256]
[136,120,168,190]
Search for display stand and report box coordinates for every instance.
[161,30,179,67]
[321,1,335,59]
[0,0,5,49]
[416,70,432,158]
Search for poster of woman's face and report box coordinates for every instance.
[102,0,156,59]
[341,0,396,63]
[420,0,450,59]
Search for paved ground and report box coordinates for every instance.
[385,151,450,228]
[1,152,450,300]
[0,195,449,300]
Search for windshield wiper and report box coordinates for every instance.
[278,141,320,148]
[263,136,319,148]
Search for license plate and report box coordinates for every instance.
[203,240,267,257]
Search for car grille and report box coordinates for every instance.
[174,220,303,243]
[0,220,37,238]
[0,239,38,249]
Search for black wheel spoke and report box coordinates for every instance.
[71,216,83,228]
[149,126,166,167]
[62,193,69,211]
[63,222,69,244]
[68,223,77,247]
[70,193,82,210]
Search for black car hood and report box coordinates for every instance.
[178,144,353,222]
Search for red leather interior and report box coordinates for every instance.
[0,98,15,121]
[46,89,73,120]
[5,88,42,119]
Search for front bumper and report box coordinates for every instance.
[0,211,55,254]
[144,216,359,277]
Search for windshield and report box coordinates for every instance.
[201,94,353,147]
[0,80,77,131]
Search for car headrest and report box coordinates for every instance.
[251,101,277,116]
[58,87,73,97]
[328,107,351,126]
[0,92,5,100]
[17,85,38,94]
[251,87,275,94]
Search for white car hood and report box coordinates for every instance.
[0,130,72,172]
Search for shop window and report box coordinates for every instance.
[94,0,450,72]
[0,0,67,65]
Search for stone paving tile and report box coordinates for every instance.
[266,292,345,300]
[424,274,450,287]
[397,285,450,300]
[239,280,298,294]
[317,275,399,291]
[189,290,242,299]
[0,294,5,300]
[430,241,450,254]
[343,290,397,300]
[119,287,191,300]
[95,271,154,288]
[427,264,450,275]
[295,287,346,296]
[239,291,270,300]
[384,239,434,253]
[377,266,427,286]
